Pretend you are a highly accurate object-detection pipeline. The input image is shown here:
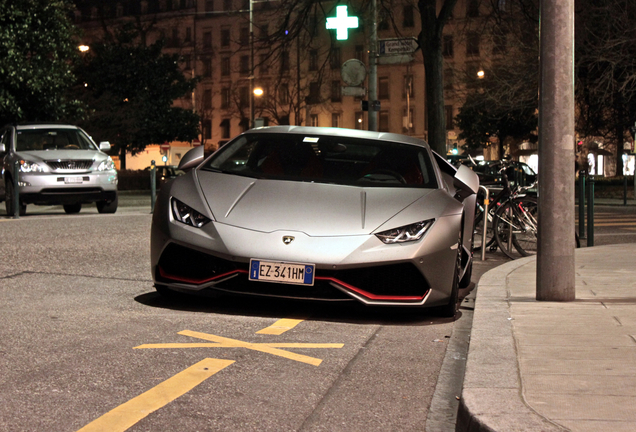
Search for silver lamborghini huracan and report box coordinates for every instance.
[150,126,479,316]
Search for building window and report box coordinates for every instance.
[240,55,250,76]
[443,35,454,58]
[223,0,232,11]
[310,114,319,127]
[330,47,341,70]
[279,83,289,105]
[445,105,454,130]
[403,75,414,98]
[379,111,389,132]
[202,57,212,77]
[309,50,318,71]
[259,24,269,40]
[221,87,231,109]
[281,51,290,72]
[203,31,212,49]
[332,113,341,128]
[403,108,414,133]
[239,86,249,108]
[308,82,320,104]
[221,57,231,76]
[205,0,215,12]
[467,0,479,17]
[466,32,480,57]
[403,5,414,27]
[203,89,212,109]
[355,111,364,130]
[183,54,191,70]
[355,45,364,61]
[259,54,269,75]
[378,77,389,100]
[184,27,192,43]
[279,115,290,125]
[444,68,454,90]
[202,119,212,139]
[220,119,230,138]
[221,28,230,47]
[331,81,341,102]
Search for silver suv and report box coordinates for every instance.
[0,123,118,215]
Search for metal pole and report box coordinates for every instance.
[536,0,576,301]
[13,160,20,219]
[578,170,586,239]
[479,185,489,261]
[587,175,595,246]
[150,160,157,213]
[624,173,628,206]
[368,0,378,131]
[249,0,254,128]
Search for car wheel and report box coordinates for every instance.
[5,181,26,216]
[97,194,118,214]
[439,244,461,318]
[63,203,82,214]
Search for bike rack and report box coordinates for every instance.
[479,185,489,261]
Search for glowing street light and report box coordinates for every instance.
[78,45,90,52]
[253,87,263,97]
[477,69,485,79]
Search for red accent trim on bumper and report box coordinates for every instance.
[158,266,247,285]
[315,276,428,301]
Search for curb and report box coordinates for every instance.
[456,257,567,432]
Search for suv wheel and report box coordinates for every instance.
[63,203,82,214]
[97,194,118,214]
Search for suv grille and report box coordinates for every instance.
[46,160,93,170]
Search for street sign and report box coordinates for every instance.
[342,86,366,97]
[341,59,367,86]
[160,143,170,150]
[379,38,418,56]
[378,54,414,65]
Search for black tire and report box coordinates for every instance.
[493,197,538,259]
[63,203,82,214]
[5,181,26,216]
[97,194,118,214]
[439,244,461,318]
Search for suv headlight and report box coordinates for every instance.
[171,198,211,228]
[19,160,44,173]
[375,219,434,244]
[97,157,115,171]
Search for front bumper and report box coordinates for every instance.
[17,171,118,205]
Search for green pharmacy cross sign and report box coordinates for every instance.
[326,5,359,40]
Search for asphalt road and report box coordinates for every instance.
[0,200,471,432]
[1,197,631,431]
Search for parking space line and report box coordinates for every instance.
[76,358,234,432]
[256,318,304,335]
[135,342,344,349]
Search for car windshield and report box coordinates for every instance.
[202,133,438,188]
[15,128,97,152]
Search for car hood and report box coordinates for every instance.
[16,149,108,163]
[196,171,439,236]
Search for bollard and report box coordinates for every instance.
[578,170,585,239]
[587,175,595,247]
[13,160,20,219]
[479,185,490,261]
[624,174,628,206]
[150,160,156,213]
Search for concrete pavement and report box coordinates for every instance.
[458,243,636,432]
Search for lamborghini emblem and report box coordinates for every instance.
[282,236,295,245]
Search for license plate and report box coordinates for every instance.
[63,176,83,184]
[249,260,315,286]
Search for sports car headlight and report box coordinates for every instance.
[375,219,434,244]
[171,198,211,228]
[19,160,44,173]
[97,157,115,171]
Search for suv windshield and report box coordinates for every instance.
[16,128,97,152]
[202,133,438,188]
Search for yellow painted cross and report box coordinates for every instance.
[135,329,344,367]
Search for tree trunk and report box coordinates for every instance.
[418,0,458,156]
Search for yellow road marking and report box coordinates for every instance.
[256,318,305,335]
[77,358,234,432]
[135,342,344,349]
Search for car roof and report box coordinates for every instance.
[12,123,79,130]
[243,126,430,149]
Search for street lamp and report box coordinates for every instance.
[253,87,263,97]
[477,69,485,79]
[78,45,90,52]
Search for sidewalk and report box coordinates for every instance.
[458,243,636,432]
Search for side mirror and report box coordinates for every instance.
[453,164,480,199]
[99,141,111,151]
[178,146,204,171]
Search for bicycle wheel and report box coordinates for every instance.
[493,197,538,259]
